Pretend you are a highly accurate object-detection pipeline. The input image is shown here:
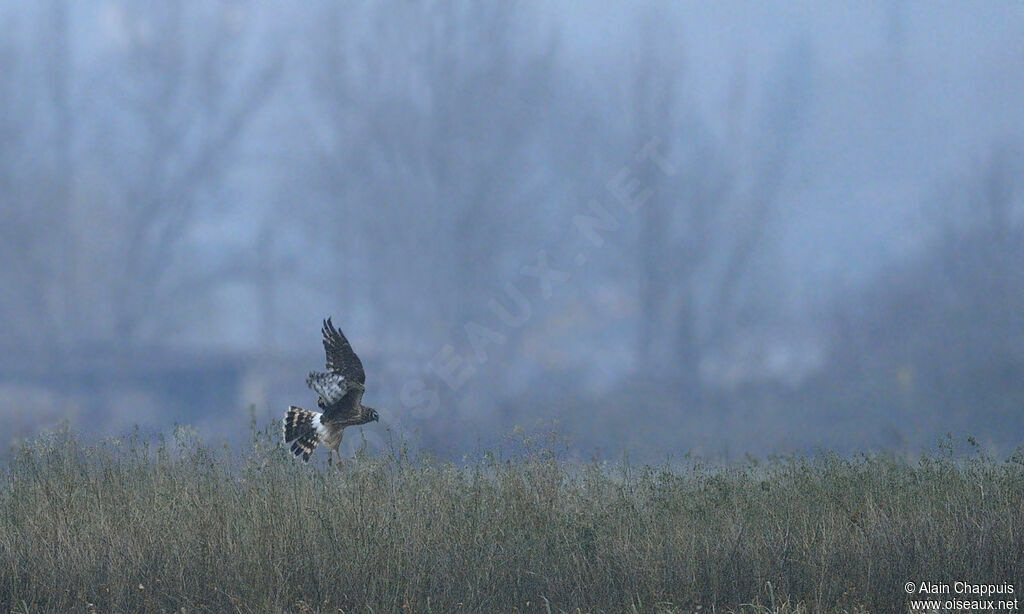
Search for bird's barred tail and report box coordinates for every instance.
[283,406,319,462]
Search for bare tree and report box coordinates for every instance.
[0,3,281,365]
[827,143,1024,446]
[304,1,558,343]
[48,0,74,335]
[0,4,72,359]
[627,25,813,399]
[83,2,282,345]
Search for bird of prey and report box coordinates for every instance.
[283,318,379,464]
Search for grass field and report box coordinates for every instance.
[1,425,1021,613]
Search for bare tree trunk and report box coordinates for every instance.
[672,289,702,402]
[49,0,74,356]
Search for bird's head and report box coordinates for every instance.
[367,407,380,423]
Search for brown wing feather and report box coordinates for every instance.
[323,387,364,425]
[322,317,366,385]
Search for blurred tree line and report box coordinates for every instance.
[825,146,1024,450]
[0,1,1019,455]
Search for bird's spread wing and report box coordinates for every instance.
[323,387,364,424]
[322,317,366,385]
[306,371,349,406]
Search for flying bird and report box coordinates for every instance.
[283,318,380,464]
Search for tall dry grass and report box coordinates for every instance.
[1,425,1021,613]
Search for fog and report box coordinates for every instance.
[2,1,1022,459]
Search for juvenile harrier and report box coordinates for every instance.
[283,318,379,464]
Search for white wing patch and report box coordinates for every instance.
[312,412,330,439]
[306,371,348,405]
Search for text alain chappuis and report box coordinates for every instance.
[906,581,1017,612]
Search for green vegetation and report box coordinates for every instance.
[1,426,1021,613]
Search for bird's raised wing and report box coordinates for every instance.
[322,317,365,385]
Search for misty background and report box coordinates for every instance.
[2,1,1022,459]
